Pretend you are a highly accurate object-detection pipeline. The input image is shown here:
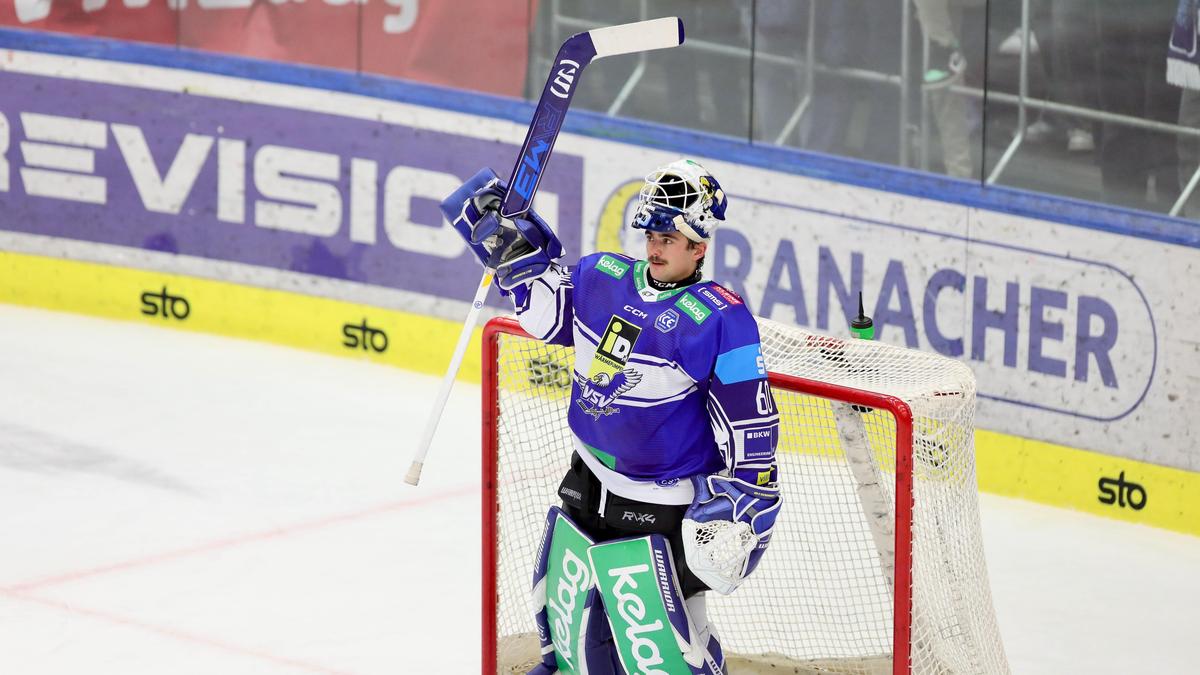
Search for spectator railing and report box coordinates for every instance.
[537,0,916,166]
[537,0,1200,219]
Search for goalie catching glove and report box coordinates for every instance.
[682,475,781,595]
[439,167,563,291]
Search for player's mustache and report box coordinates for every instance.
[649,257,666,264]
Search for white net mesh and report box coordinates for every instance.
[487,316,1009,675]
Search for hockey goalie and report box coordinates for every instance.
[445,159,781,674]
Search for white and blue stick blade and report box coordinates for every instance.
[588,16,684,59]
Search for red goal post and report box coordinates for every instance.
[480,315,1007,675]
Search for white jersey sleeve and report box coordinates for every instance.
[510,262,574,347]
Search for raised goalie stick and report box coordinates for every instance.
[404,17,686,486]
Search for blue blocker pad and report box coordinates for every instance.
[440,167,562,291]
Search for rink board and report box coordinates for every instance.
[1,32,1199,537]
[2,248,1197,538]
[0,249,485,380]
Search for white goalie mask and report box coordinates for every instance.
[631,159,728,243]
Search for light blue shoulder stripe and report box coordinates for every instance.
[714,343,766,384]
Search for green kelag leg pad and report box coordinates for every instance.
[587,535,701,674]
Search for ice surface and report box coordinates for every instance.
[0,304,1195,674]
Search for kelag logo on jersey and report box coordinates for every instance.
[675,292,711,325]
[576,316,644,420]
[596,254,630,280]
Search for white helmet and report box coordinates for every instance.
[631,159,727,243]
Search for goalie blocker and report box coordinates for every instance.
[441,167,563,292]
[531,506,725,675]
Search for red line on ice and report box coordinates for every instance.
[4,484,474,592]
[1,589,358,675]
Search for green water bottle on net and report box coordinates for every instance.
[850,291,874,341]
[849,291,874,412]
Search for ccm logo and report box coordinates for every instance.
[1098,471,1147,511]
[342,319,389,353]
[623,305,648,319]
[140,286,190,320]
[550,59,580,98]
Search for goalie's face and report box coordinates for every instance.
[645,231,706,283]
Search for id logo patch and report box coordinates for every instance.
[591,316,643,376]
[579,316,644,420]
[655,308,680,334]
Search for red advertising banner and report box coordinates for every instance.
[0,0,534,97]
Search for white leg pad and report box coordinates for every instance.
[686,594,727,675]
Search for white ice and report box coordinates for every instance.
[0,304,1196,674]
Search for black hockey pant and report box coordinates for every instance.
[556,451,709,598]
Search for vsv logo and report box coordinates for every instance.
[1098,471,1147,510]
[342,319,389,353]
[579,315,645,419]
[574,368,643,420]
[140,286,190,320]
[550,59,581,99]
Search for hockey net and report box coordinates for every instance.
[483,315,1008,675]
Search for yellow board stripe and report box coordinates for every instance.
[4,250,1199,537]
[0,250,483,382]
[975,429,1200,537]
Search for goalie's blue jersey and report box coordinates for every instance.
[512,252,779,504]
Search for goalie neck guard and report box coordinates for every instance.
[631,159,727,243]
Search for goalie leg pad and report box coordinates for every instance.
[530,506,616,675]
[587,534,722,674]
[684,594,726,675]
